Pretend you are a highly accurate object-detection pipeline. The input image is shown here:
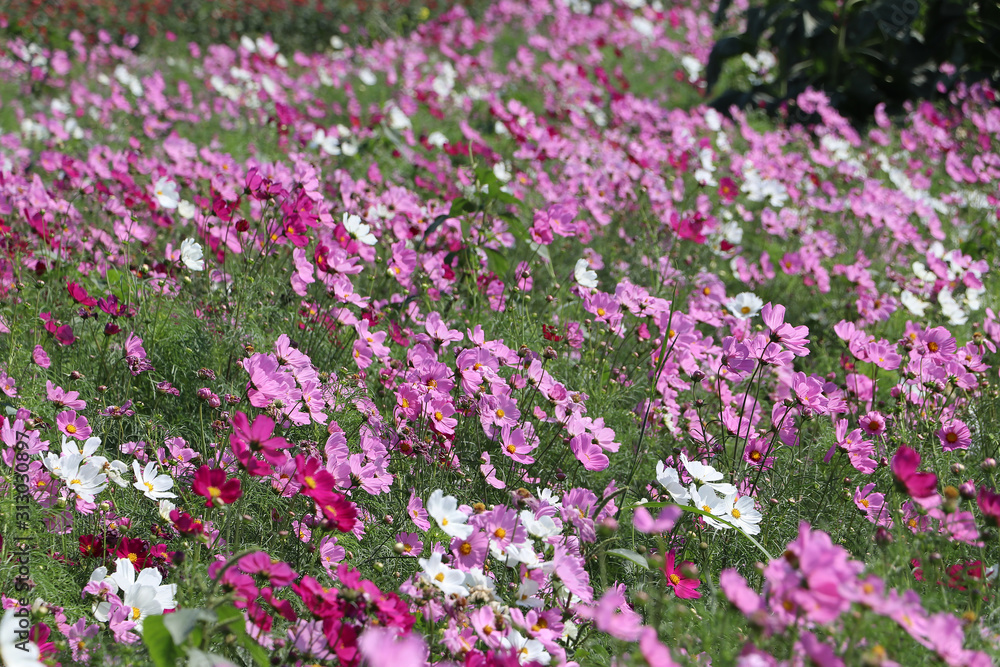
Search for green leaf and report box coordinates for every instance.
[448,197,476,219]
[497,211,529,242]
[163,609,216,646]
[484,247,509,277]
[607,548,649,569]
[188,649,238,667]
[142,615,181,667]
[214,604,270,667]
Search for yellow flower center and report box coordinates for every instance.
[145,482,154,492]
[404,544,413,552]
[731,508,741,519]
[209,486,222,498]
[597,308,606,316]
[70,478,82,485]
[132,606,141,620]
[496,409,505,419]
[460,542,473,556]
[741,306,751,314]
[441,518,449,526]
[669,574,680,585]
[507,444,516,454]
[928,341,939,352]
[434,572,445,582]
[305,476,317,489]
[494,528,507,539]
[860,499,869,508]
[66,424,77,434]
[435,411,444,421]
[128,553,138,563]
[401,398,410,408]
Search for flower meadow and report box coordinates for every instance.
[1,1,1000,666]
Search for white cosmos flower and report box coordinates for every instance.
[519,509,560,539]
[426,489,473,539]
[153,177,179,209]
[343,213,377,247]
[132,461,177,501]
[490,541,540,569]
[938,288,968,326]
[689,484,727,529]
[418,552,469,597]
[52,453,107,503]
[718,493,763,535]
[0,607,44,667]
[103,459,129,488]
[574,259,598,289]
[899,290,929,317]
[514,578,544,608]
[93,558,177,626]
[726,292,764,319]
[655,461,691,504]
[500,629,551,665]
[177,200,196,219]
[427,131,448,148]
[180,238,204,271]
[158,499,176,521]
[493,162,512,183]
[680,453,737,497]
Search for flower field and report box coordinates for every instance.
[1,1,999,665]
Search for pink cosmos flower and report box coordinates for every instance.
[570,434,610,471]
[977,486,1000,526]
[891,445,940,508]
[661,550,701,599]
[407,489,430,531]
[32,345,51,368]
[575,584,643,641]
[499,427,537,465]
[358,627,428,667]
[859,411,888,438]
[425,396,458,436]
[0,371,16,398]
[853,483,891,527]
[761,303,810,356]
[396,531,423,557]
[231,411,291,466]
[640,627,680,667]
[937,420,971,452]
[451,530,488,569]
[56,410,91,439]
[634,505,682,534]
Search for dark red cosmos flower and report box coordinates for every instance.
[891,445,939,507]
[542,324,563,342]
[169,510,205,536]
[78,534,105,558]
[192,465,242,508]
[115,537,151,571]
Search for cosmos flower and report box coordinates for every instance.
[180,238,204,271]
[574,258,598,289]
[427,489,473,539]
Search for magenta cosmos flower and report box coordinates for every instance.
[661,550,701,599]
[891,445,939,508]
[191,465,242,507]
